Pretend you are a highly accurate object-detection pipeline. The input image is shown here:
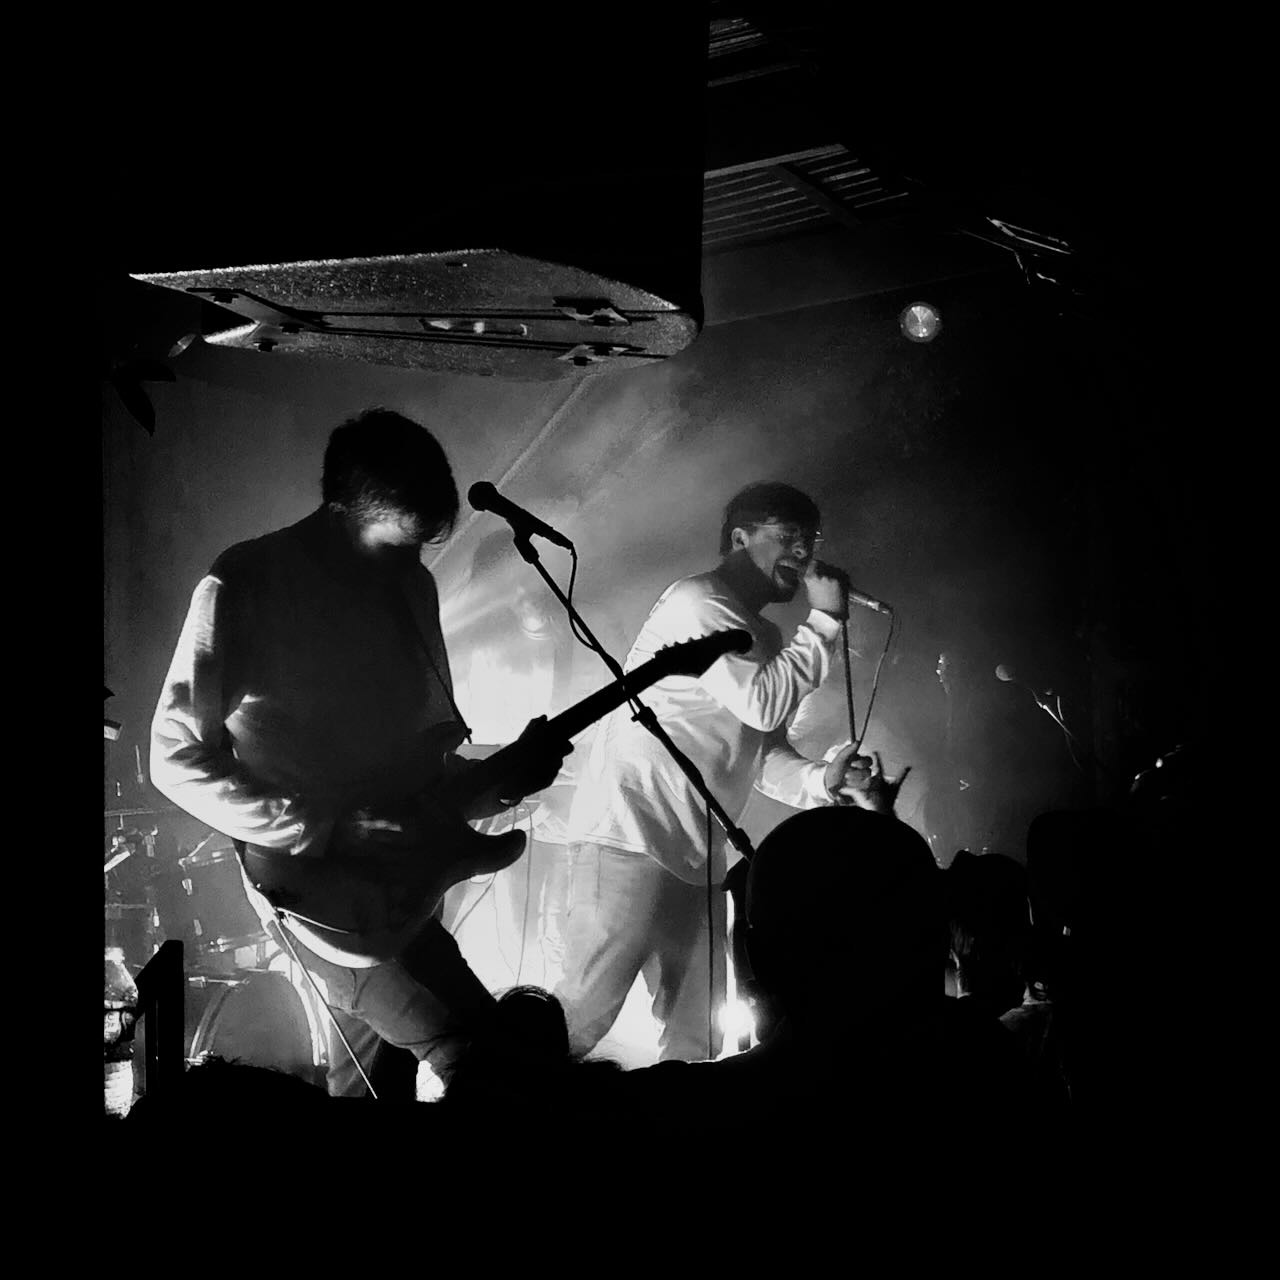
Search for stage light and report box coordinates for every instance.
[717,998,755,1042]
[900,302,942,343]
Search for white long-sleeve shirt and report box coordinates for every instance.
[150,508,461,859]
[567,569,842,884]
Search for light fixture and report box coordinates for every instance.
[899,301,942,343]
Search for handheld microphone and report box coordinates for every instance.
[813,560,893,615]
[468,482,574,550]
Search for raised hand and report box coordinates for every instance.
[824,745,911,814]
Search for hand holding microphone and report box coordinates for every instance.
[806,559,893,618]
[805,559,849,618]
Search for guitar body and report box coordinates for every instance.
[243,823,527,968]
[241,629,751,968]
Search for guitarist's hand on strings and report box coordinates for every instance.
[824,745,911,815]
[467,715,573,818]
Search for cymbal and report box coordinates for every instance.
[104,805,181,819]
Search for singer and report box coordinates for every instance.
[557,482,890,1062]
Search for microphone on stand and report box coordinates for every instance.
[998,664,1126,789]
[988,660,1080,747]
[994,663,1056,712]
[468,482,574,550]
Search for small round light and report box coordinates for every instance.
[900,302,942,343]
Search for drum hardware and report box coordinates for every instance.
[105,827,163,971]
[185,959,329,1077]
[105,826,158,870]
[104,805,181,820]
[174,843,272,973]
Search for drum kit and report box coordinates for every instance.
[104,804,329,1085]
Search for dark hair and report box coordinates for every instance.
[945,851,1028,960]
[321,407,460,543]
[944,850,1029,1010]
[718,482,821,555]
[494,984,571,1059]
[125,1056,327,1122]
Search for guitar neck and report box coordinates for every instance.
[465,629,750,794]
[550,662,663,741]
[481,658,662,778]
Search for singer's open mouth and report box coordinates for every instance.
[775,563,802,587]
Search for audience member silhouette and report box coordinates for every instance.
[1021,740,1198,1127]
[124,1055,330,1125]
[610,807,1036,1156]
[441,985,623,1114]
[944,849,1030,1022]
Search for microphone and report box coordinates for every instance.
[997,663,1094,771]
[813,560,893,615]
[995,664,1056,711]
[468,482,574,550]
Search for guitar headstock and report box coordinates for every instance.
[653,629,752,678]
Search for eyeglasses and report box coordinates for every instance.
[750,523,823,553]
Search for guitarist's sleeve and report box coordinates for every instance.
[149,573,332,855]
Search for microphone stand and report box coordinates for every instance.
[510,533,757,1054]
[1024,685,1090,765]
[1008,677,1125,797]
[508,534,756,863]
[841,618,858,752]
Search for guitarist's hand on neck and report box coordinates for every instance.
[463,715,573,820]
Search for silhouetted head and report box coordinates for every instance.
[944,850,1029,1017]
[494,984,572,1060]
[745,808,944,1028]
[322,407,460,547]
[126,1056,327,1123]
[718,482,822,604]
[442,987,578,1108]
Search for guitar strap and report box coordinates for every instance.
[388,572,473,746]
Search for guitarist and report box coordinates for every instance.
[150,408,570,1098]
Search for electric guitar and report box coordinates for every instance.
[241,628,750,968]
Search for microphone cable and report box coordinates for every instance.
[706,797,715,1062]
[449,873,499,937]
[233,842,378,1097]
[851,609,898,755]
[267,905,380,1100]
[516,809,535,985]
[485,806,535,983]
